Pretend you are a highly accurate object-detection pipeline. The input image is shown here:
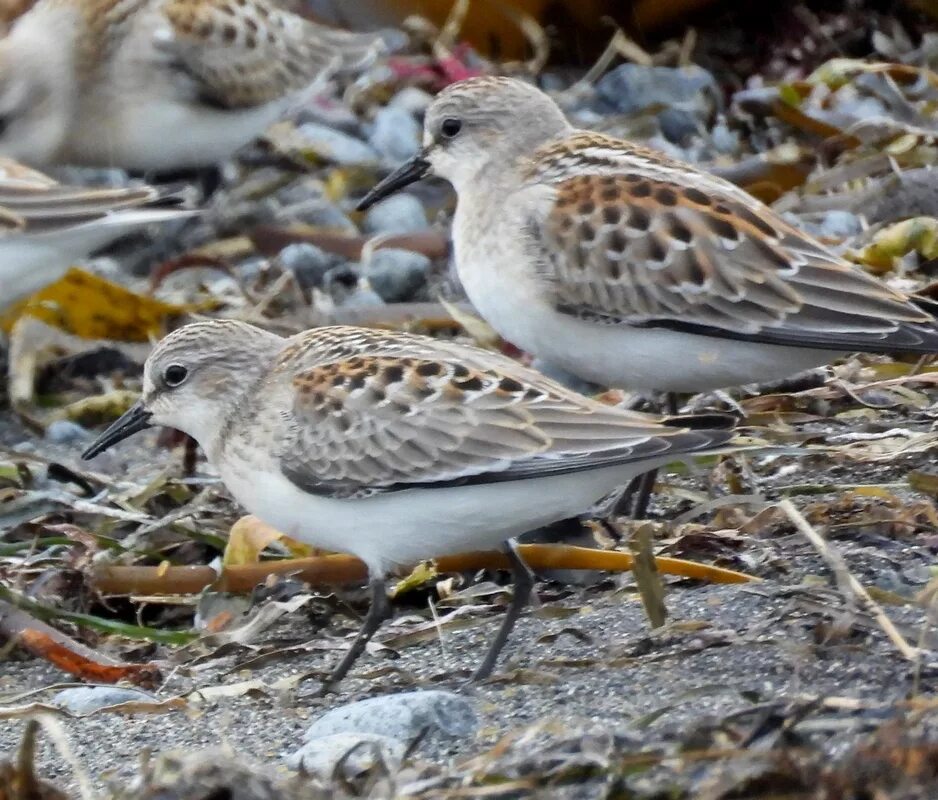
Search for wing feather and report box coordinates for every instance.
[160,0,387,108]
[525,132,938,353]
[273,327,732,498]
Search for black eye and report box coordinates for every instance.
[440,117,462,139]
[163,364,188,388]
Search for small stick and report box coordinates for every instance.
[779,498,920,662]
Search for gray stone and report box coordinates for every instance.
[44,420,90,445]
[710,117,741,155]
[657,107,702,145]
[785,210,863,241]
[389,87,434,116]
[363,249,430,303]
[52,686,156,714]
[295,123,380,166]
[815,210,863,239]
[302,690,477,744]
[323,266,386,309]
[277,243,343,289]
[284,198,356,233]
[595,64,720,130]
[363,194,426,235]
[286,733,405,775]
[368,105,421,164]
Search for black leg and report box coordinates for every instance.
[320,578,392,694]
[628,468,658,520]
[612,393,679,518]
[612,473,644,517]
[665,392,679,416]
[472,540,535,681]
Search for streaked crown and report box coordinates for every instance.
[422,77,572,186]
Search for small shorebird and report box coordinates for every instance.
[0,0,393,170]
[0,159,193,311]
[82,320,737,687]
[358,76,938,394]
[357,76,938,517]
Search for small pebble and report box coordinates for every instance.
[363,249,430,302]
[295,123,380,166]
[363,194,427,235]
[595,64,720,125]
[815,210,863,239]
[285,732,405,775]
[369,105,421,164]
[52,686,156,714]
[324,266,386,308]
[389,86,434,115]
[277,243,343,289]
[44,420,90,445]
[301,690,478,743]
[657,107,702,145]
[284,198,356,233]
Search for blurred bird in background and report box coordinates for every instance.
[0,0,398,172]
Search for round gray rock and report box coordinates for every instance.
[286,732,405,775]
[369,105,421,164]
[295,123,379,166]
[363,194,427,235]
[301,690,477,744]
[44,420,90,445]
[363,249,430,303]
[278,243,344,289]
[52,686,156,714]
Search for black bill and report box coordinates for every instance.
[356,154,430,211]
[82,401,153,460]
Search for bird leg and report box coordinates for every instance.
[612,392,679,518]
[472,540,536,681]
[320,577,392,694]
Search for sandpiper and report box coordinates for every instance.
[0,159,194,311]
[0,0,394,171]
[82,320,737,687]
[358,76,938,394]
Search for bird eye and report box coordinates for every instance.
[440,117,462,139]
[163,364,188,388]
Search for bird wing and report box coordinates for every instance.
[274,327,732,499]
[0,163,173,237]
[524,132,938,353]
[159,0,388,108]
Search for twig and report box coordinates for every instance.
[779,498,920,662]
[91,543,758,596]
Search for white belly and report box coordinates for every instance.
[218,457,666,577]
[65,97,288,171]
[457,246,835,393]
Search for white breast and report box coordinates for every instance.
[216,450,659,578]
[452,191,837,393]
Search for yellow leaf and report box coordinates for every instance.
[223,516,285,568]
[223,515,326,565]
[0,268,186,339]
[852,217,938,272]
[391,561,437,598]
[439,296,501,348]
[279,536,320,559]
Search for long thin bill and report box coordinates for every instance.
[82,401,153,460]
[356,155,431,211]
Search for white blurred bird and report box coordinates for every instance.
[0,160,194,311]
[0,0,395,170]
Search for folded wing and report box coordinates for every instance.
[526,132,938,353]
[275,327,733,499]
